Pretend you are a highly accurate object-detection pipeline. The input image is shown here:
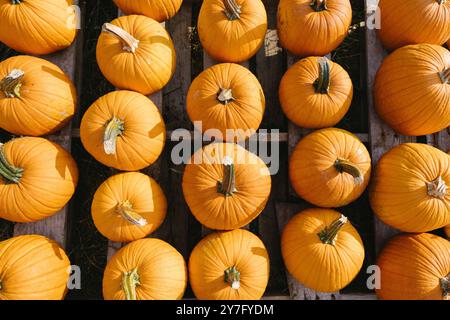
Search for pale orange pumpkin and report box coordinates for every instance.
[113,0,183,22]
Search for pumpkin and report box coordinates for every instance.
[445,225,450,238]
[182,142,271,230]
[189,229,269,300]
[0,235,70,300]
[187,63,265,142]
[279,56,353,129]
[277,0,352,57]
[198,0,267,63]
[378,0,450,51]
[376,233,450,300]
[103,238,187,300]
[370,143,450,233]
[289,128,371,208]
[0,137,78,223]
[374,44,450,136]
[113,0,183,22]
[0,55,77,136]
[96,15,176,95]
[92,172,167,243]
[0,0,77,55]
[80,90,166,172]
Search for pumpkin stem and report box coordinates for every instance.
[0,69,24,98]
[310,0,327,11]
[439,67,450,84]
[223,0,241,20]
[334,158,364,185]
[217,88,235,105]
[313,58,331,94]
[426,176,447,200]
[224,266,240,290]
[11,0,21,4]
[104,117,124,155]
[102,23,139,53]
[116,200,148,226]
[317,214,348,245]
[441,274,450,300]
[217,156,237,196]
[122,268,140,300]
[437,0,447,5]
[0,143,23,184]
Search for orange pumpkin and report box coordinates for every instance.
[376,233,450,300]
[80,90,166,171]
[182,142,271,230]
[113,0,183,22]
[370,143,450,233]
[277,0,352,57]
[290,128,371,208]
[189,229,269,300]
[445,225,450,238]
[378,0,450,51]
[282,208,365,292]
[0,235,71,300]
[92,172,167,243]
[187,63,265,142]
[0,137,78,223]
[198,0,267,63]
[279,57,353,129]
[96,15,176,95]
[0,55,77,136]
[103,238,187,300]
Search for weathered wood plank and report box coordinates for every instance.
[262,293,377,300]
[426,128,450,153]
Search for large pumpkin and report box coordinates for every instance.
[290,128,371,207]
[103,238,187,300]
[374,44,450,136]
[277,0,352,57]
[0,137,78,223]
[198,0,267,62]
[378,0,450,51]
[189,229,269,300]
[279,57,353,129]
[0,0,77,55]
[0,55,77,136]
[113,0,183,22]
[370,143,450,233]
[376,233,450,300]
[182,142,271,230]
[0,235,70,300]
[187,63,265,142]
[281,208,365,292]
[80,90,166,171]
[96,15,176,95]
[92,172,167,243]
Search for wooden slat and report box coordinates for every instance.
[262,293,377,300]
[427,128,450,152]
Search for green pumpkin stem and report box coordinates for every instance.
[317,214,348,245]
[116,200,148,226]
[224,266,241,290]
[104,117,124,155]
[102,23,139,53]
[218,157,237,196]
[223,0,241,20]
[439,67,450,84]
[0,143,23,184]
[440,274,449,300]
[11,0,21,4]
[334,158,364,185]
[426,176,447,200]
[310,0,327,11]
[313,58,331,94]
[0,69,24,98]
[217,88,235,105]
[122,269,140,300]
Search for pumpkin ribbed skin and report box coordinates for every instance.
[182,142,271,230]
[374,44,450,136]
[80,90,166,171]
[113,0,183,22]
[189,229,269,300]
[378,0,450,51]
[92,172,167,243]
[0,137,78,223]
[187,63,265,142]
[198,0,267,63]
[0,235,70,300]
[279,57,353,129]
[96,15,176,95]
[281,208,364,293]
[103,238,187,300]
[289,128,371,208]
[277,0,352,57]
[376,233,450,300]
[0,56,77,136]
[370,143,450,233]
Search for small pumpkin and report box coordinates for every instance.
[92,172,167,243]
[96,15,176,95]
[376,233,450,300]
[189,229,269,300]
[103,238,187,300]
[378,0,450,51]
[277,0,352,57]
[198,0,267,63]
[113,0,183,22]
[290,128,371,208]
[0,235,71,300]
[0,55,77,136]
[187,63,265,142]
[80,90,166,172]
[282,208,365,292]
[0,137,78,223]
[370,143,450,233]
[279,57,353,129]
[374,44,450,136]
[182,142,271,230]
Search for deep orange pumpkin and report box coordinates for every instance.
[113,0,183,22]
